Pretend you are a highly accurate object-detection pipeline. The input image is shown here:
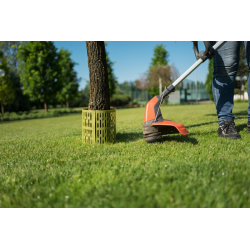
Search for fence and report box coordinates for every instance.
[119,79,210,104]
[179,79,210,103]
[119,85,152,104]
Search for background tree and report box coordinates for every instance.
[105,42,116,98]
[147,65,171,96]
[205,58,214,101]
[0,52,15,115]
[86,41,110,110]
[0,41,30,112]
[17,41,60,113]
[137,72,149,90]
[0,41,20,73]
[147,44,170,96]
[57,48,80,109]
[235,42,248,90]
[150,44,169,66]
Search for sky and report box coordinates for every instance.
[53,41,209,91]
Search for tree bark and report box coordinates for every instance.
[86,41,110,110]
[66,99,69,109]
[44,100,48,113]
[1,102,4,116]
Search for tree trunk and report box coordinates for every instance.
[1,102,4,116]
[44,100,48,113]
[66,99,69,109]
[86,41,110,110]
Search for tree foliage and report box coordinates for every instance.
[105,43,116,98]
[0,41,20,73]
[205,58,214,101]
[235,42,248,89]
[147,44,170,96]
[57,48,80,108]
[17,41,60,113]
[0,41,30,112]
[147,65,171,96]
[0,52,15,115]
[150,44,169,66]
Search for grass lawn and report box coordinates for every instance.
[1,102,250,208]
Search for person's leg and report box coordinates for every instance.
[244,42,250,121]
[212,41,241,125]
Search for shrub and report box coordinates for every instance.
[110,94,132,107]
[51,110,59,116]
[60,109,67,114]
[12,113,20,120]
[45,113,52,118]
[30,113,37,119]
[69,99,88,108]
[21,114,28,120]
[129,100,138,105]
[234,89,241,95]
[2,116,10,121]
[4,113,10,119]
[37,113,45,118]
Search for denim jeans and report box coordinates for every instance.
[211,41,250,125]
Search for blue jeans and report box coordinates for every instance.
[211,41,250,125]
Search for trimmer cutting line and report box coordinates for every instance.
[143,41,227,143]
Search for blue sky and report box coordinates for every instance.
[53,41,209,90]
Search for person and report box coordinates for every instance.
[193,41,250,139]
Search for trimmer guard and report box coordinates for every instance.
[152,120,189,135]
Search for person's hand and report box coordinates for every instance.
[193,41,213,61]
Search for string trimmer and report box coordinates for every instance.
[143,41,226,143]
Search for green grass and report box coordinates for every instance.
[1,103,250,207]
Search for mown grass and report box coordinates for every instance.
[1,103,250,207]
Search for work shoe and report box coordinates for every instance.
[218,120,241,139]
[246,121,250,133]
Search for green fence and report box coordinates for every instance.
[119,85,152,104]
[179,79,210,102]
[118,79,210,104]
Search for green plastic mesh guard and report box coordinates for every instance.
[82,108,116,144]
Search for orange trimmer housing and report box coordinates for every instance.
[142,95,189,142]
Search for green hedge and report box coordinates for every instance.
[110,94,132,106]
[0,108,81,122]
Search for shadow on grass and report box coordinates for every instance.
[186,121,218,128]
[116,132,198,145]
[205,111,248,117]
[236,123,248,132]
[116,132,144,143]
[161,134,198,145]
[188,111,249,129]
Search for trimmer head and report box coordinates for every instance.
[143,95,189,143]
